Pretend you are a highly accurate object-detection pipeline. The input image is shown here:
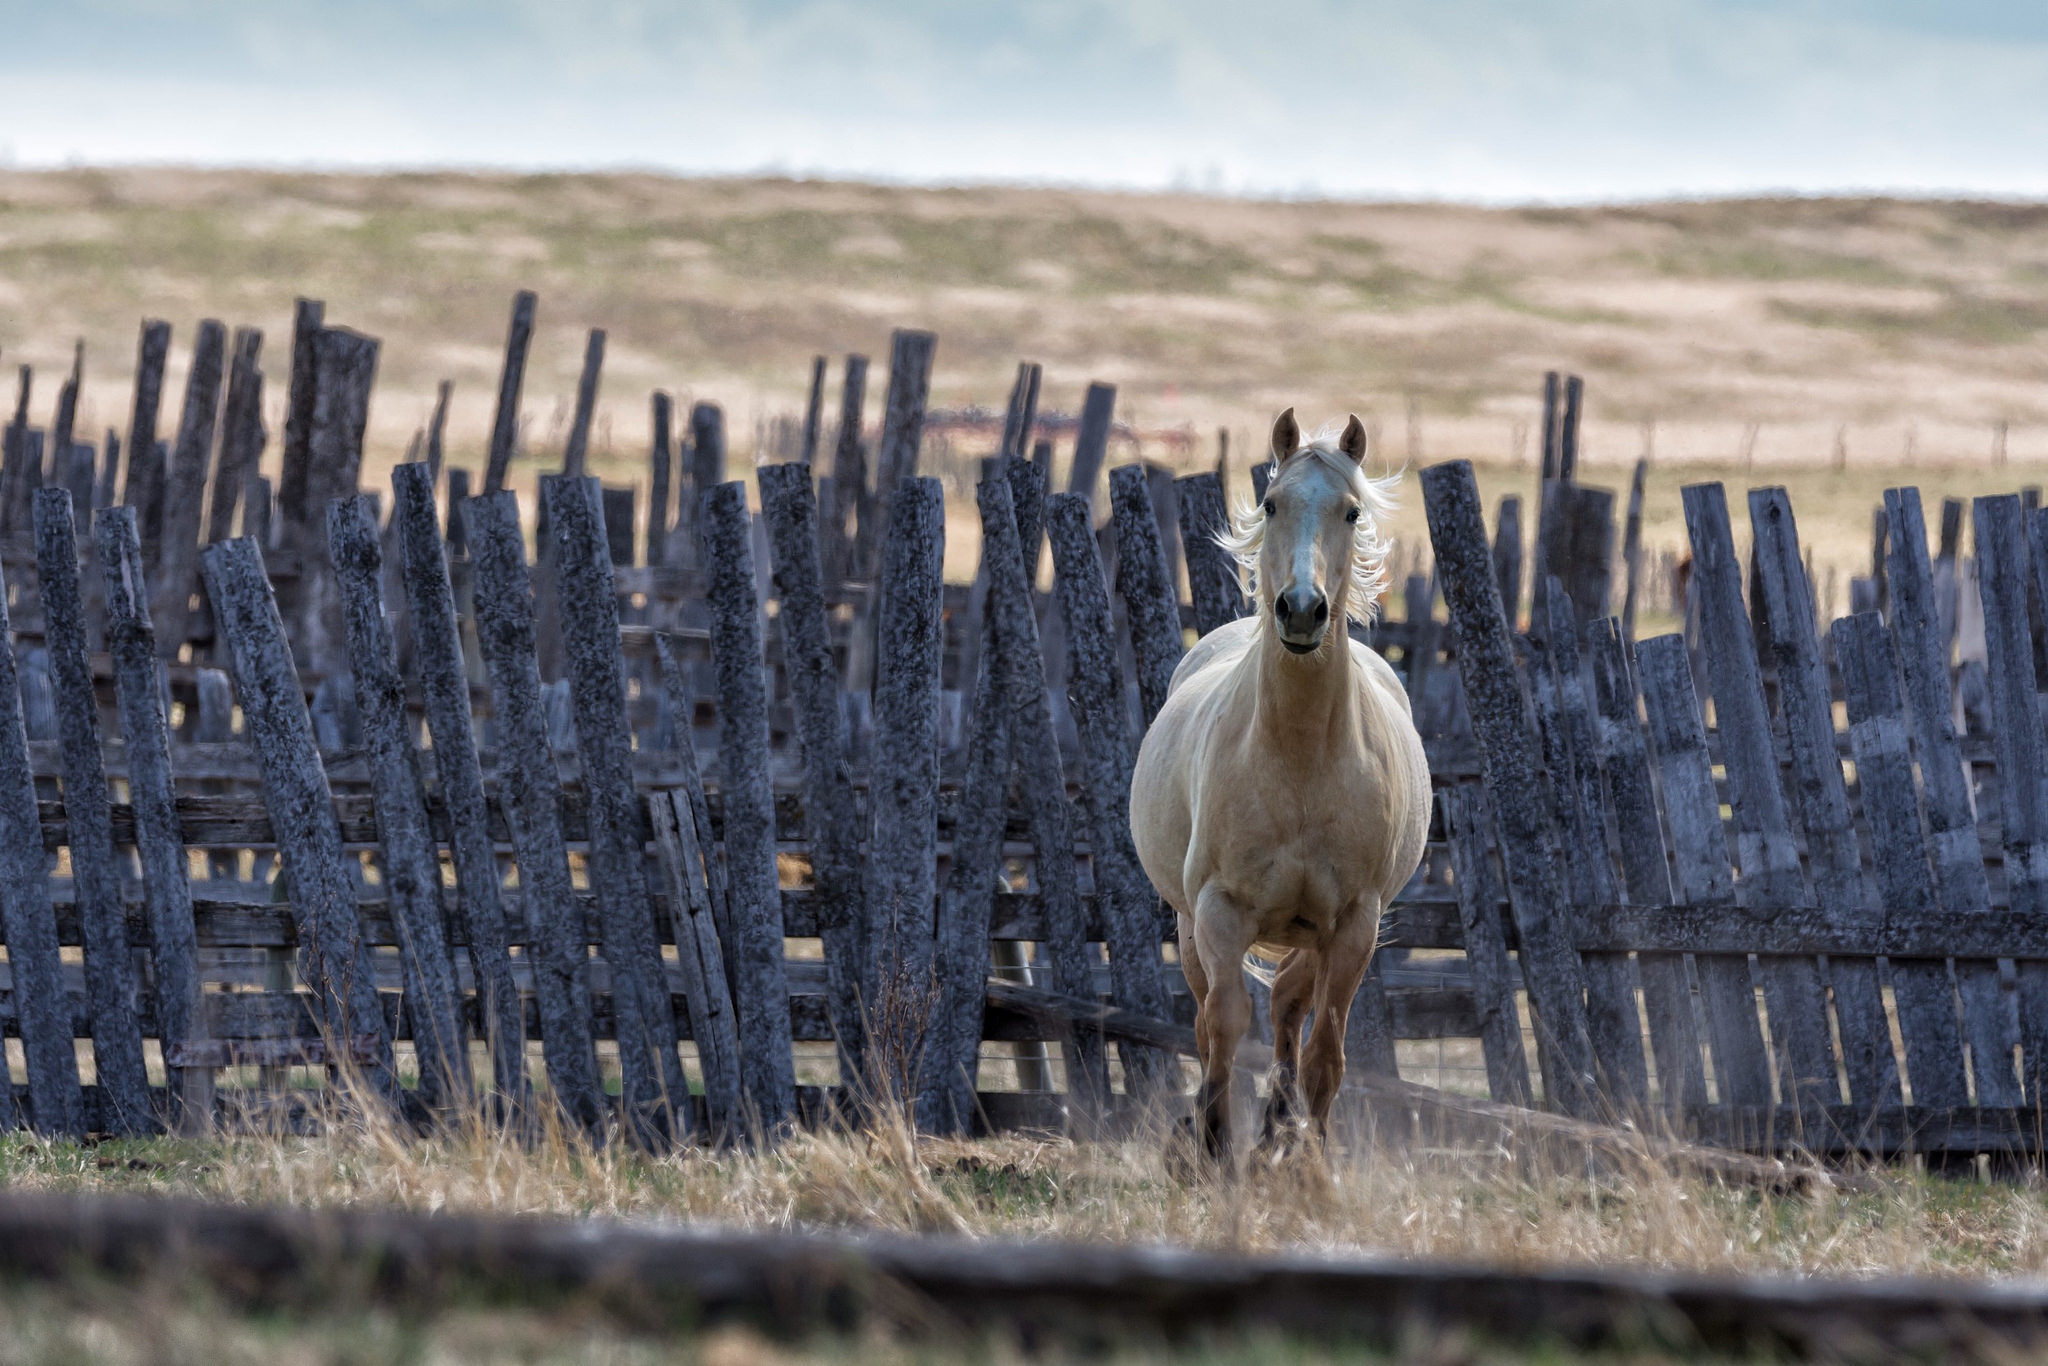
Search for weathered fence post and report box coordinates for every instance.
[208,333,265,545]
[977,472,1112,1119]
[152,318,226,651]
[1440,786,1532,1106]
[861,475,946,1102]
[95,505,213,1130]
[757,462,867,1083]
[1885,487,2017,1105]
[274,299,323,534]
[201,536,396,1101]
[34,489,152,1133]
[1067,383,1116,505]
[1175,471,1247,635]
[699,481,798,1133]
[294,327,379,674]
[465,490,606,1131]
[1634,633,1772,1112]
[1974,495,2048,1105]
[647,391,673,567]
[483,291,535,495]
[1046,490,1175,1098]
[858,330,935,579]
[1419,459,1596,1117]
[391,463,529,1109]
[827,354,869,584]
[121,319,170,534]
[327,495,472,1111]
[1748,487,1900,1115]
[542,474,690,1144]
[562,328,604,477]
[1109,463,1185,726]
[1831,612,1970,1111]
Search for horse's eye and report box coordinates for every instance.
[1262,499,1276,518]
[1345,506,1361,523]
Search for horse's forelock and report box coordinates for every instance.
[1219,435,1400,626]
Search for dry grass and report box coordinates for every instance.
[7,1095,2048,1286]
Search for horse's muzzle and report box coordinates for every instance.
[1277,585,1328,653]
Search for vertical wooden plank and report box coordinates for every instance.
[1525,585,1645,1108]
[688,403,728,518]
[391,463,528,1107]
[1831,612,1970,1110]
[1587,619,1707,1113]
[33,489,151,1133]
[296,327,379,673]
[859,330,935,578]
[152,319,227,652]
[1974,494,2048,1105]
[864,476,946,1081]
[1175,471,1247,636]
[925,560,1010,1134]
[95,505,212,1128]
[1681,482,1837,1116]
[1492,496,1522,631]
[243,475,273,553]
[0,546,82,1133]
[1539,371,1561,479]
[425,379,452,489]
[801,356,828,464]
[647,391,673,567]
[1067,383,1117,505]
[1620,459,1648,640]
[1558,374,1584,483]
[653,636,739,1010]
[95,429,121,512]
[1109,463,1185,727]
[1885,487,2016,1105]
[1046,491,1174,1097]
[207,331,264,545]
[121,319,170,518]
[483,291,535,496]
[828,355,869,583]
[326,494,472,1110]
[698,480,798,1131]
[1418,459,1596,1116]
[1748,486,1899,1112]
[466,490,605,1130]
[977,471,1111,1111]
[1440,786,1532,1106]
[602,486,636,565]
[200,536,395,1098]
[274,299,324,537]
[646,790,744,1138]
[445,469,472,559]
[757,463,868,1082]
[543,474,689,1143]
[561,328,605,477]
[1634,634,1773,1109]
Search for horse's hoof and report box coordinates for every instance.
[1164,1115,1206,1183]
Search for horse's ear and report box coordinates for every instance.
[1270,408,1300,464]
[1339,414,1368,463]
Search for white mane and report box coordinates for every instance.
[1216,423,1401,625]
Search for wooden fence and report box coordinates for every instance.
[0,298,2043,1161]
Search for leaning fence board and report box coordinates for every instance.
[274,299,323,530]
[33,490,152,1134]
[1420,460,1596,1118]
[865,476,946,1003]
[483,291,535,496]
[647,392,673,567]
[861,330,935,579]
[1884,487,2016,1105]
[543,474,690,1144]
[393,463,528,1107]
[96,505,211,1128]
[1109,463,1186,727]
[327,493,471,1111]
[153,318,226,651]
[700,480,799,1131]
[647,789,744,1137]
[1973,494,2048,1105]
[1831,612,1970,1111]
[1748,487,1899,1114]
[199,536,395,1099]
[1440,787,1531,1106]
[120,319,170,521]
[1587,617,1705,1113]
[1176,471,1246,635]
[1682,483,1836,1117]
[1046,490,1173,1097]
[561,329,604,478]
[756,463,866,1080]
[979,471,1111,1109]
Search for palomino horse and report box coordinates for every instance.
[1130,409,1430,1166]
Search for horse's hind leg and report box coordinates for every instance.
[1258,950,1314,1152]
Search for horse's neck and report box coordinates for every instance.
[1247,614,1357,756]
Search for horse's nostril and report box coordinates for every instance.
[1312,600,1328,623]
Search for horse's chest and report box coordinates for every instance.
[1198,764,1383,918]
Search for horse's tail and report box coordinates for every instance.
[1241,944,1291,987]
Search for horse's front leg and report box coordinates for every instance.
[1258,949,1314,1153]
[1302,902,1380,1141]
[1190,885,1259,1166]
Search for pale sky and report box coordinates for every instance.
[6,0,2048,201]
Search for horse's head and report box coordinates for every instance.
[1226,408,1397,655]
